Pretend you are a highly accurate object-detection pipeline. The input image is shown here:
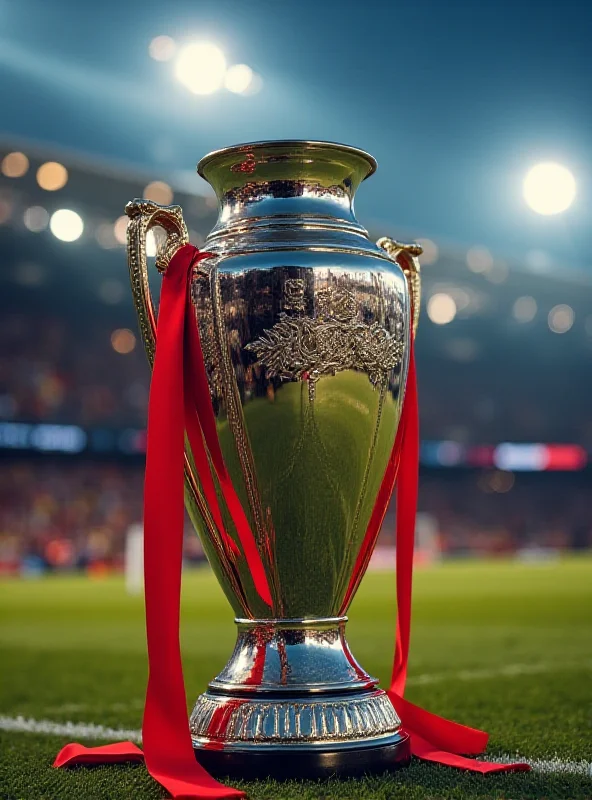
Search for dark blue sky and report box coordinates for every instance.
[1,0,590,267]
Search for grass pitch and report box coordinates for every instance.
[0,557,591,799]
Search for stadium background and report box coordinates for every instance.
[0,2,591,798]
[0,141,590,573]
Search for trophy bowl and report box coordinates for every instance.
[126,140,422,779]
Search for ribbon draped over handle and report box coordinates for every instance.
[125,199,190,365]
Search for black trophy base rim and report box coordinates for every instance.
[194,731,411,781]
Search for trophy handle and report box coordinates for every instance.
[376,237,422,337]
[125,199,253,613]
[125,200,190,364]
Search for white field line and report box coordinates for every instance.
[406,660,590,687]
[0,714,590,777]
[0,715,141,742]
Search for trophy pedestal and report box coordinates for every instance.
[190,618,411,779]
[194,726,410,780]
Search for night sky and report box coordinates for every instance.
[1,0,590,266]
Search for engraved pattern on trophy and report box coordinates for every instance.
[190,691,400,745]
[245,283,405,402]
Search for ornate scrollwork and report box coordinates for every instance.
[246,286,404,401]
[283,278,307,311]
[190,689,400,744]
[125,199,189,274]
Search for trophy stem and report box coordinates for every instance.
[190,618,410,779]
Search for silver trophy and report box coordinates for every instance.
[126,140,421,779]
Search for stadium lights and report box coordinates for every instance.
[1,151,29,178]
[149,35,176,62]
[416,238,438,265]
[548,304,574,334]
[37,161,68,191]
[23,206,49,233]
[154,36,260,95]
[175,42,227,95]
[113,216,128,245]
[466,246,494,274]
[143,180,173,204]
[49,209,83,242]
[512,296,537,323]
[427,292,456,325]
[111,329,137,354]
[224,64,253,94]
[523,162,576,215]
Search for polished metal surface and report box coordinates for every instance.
[190,688,401,748]
[210,617,375,694]
[126,140,422,772]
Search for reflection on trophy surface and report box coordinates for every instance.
[126,140,422,778]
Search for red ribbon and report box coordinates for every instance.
[386,345,529,773]
[54,244,528,796]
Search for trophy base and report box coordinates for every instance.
[194,729,411,780]
[190,617,410,780]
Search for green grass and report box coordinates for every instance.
[0,557,591,799]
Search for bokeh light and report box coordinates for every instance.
[23,206,49,233]
[113,216,128,245]
[523,163,576,215]
[99,280,125,305]
[143,180,173,204]
[512,296,537,323]
[111,328,137,354]
[224,64,253,94]
[95,222,118,249]
[37,162,68,191]
[1,152,29,178]
[485,260,509,284]
[175,42,226,95]
[49,209,83,242]
[243,72,264,95]
[466,246,494,274]
[416,238,439,265]
[0,199,12,224]
[146,230,157,257]
[548,304,574,334]
[149,35,176,62]
[427,292,457,325]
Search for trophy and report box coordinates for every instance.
[126,140,422,779]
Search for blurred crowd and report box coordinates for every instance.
[0,460,589,576]
[0,313,149,425]
[419,472,592,554]
[0,461,204,575]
